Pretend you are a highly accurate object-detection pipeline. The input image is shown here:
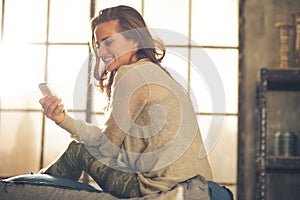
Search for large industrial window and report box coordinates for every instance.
[0,0,238,197]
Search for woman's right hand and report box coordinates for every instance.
[39,96,65,124]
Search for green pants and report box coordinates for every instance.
[39,141,142,198]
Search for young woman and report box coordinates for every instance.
[39,5,214,198]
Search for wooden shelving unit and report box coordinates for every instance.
[256,68,300,200]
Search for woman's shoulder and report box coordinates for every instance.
[121,59,156,71]
[115,59,158,80]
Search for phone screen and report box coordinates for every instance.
[39,83,56,96]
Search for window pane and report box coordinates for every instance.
[49,0,90,42]
[47,45,89,110]
[93,86,108,113]
[4,0,48,43]
[162,47,189,90]
[191,0,238,47]
[0,112,42,176]
[190,48,238,114]
[197,115,237,183]
[204,48,238,114]
[0,44,46,109]
[95,0,142,13]
[189,48,216,113]
[144,0,189,45]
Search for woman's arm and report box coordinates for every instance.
[39,95,103,146]
[58,112,103,146]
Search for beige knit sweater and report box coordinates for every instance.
[58,59,212,195]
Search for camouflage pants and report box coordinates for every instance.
[39,140,142,198]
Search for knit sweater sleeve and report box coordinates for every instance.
[57,110,126,158]
[58,112,103,146]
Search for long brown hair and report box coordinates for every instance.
[90,5,166,100]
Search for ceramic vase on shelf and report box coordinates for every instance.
[274,131,297,157]
[275,22,293,69]
[294,12,300,67]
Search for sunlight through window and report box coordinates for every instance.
[0,2,239,196]
[4,0,47,43]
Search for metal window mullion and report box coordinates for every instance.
[39,0,52,170]
[0,0,4,42]
[187,0,192,95]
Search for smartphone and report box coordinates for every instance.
[39,83,56,97]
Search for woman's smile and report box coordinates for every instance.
[101,55,115,67]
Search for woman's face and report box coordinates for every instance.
[94,20,139,72]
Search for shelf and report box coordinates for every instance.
[266,156,300,170]
[257,68,300,199]
[261,68,300,91]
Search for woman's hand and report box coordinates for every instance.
[39,96,65,124]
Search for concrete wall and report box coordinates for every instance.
[238,0,300,199]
